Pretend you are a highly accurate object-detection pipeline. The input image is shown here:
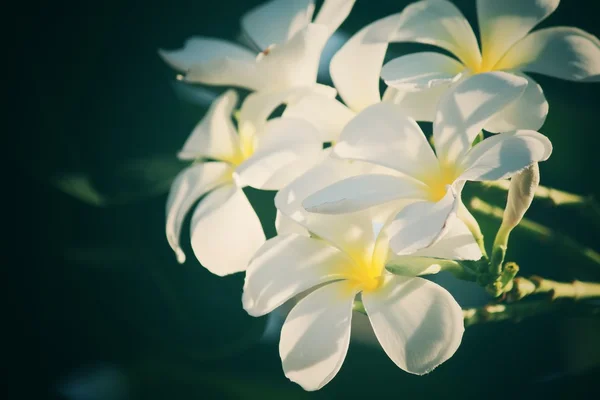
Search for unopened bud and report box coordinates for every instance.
[502,163,540,229]
[491,163,540,276]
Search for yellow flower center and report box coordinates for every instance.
[225,125,256,167]
[420,163,460,202]
[342,237,390,294]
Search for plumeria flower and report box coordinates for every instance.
[166,88,324,275]
[244,156,482,390]
[159,0,355,93]
[380,0,600,131]
[301,72,553,255]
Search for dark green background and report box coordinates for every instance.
[11,0,600,398]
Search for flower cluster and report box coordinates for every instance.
[159,0,599,391]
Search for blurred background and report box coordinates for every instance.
[10,0,600,398]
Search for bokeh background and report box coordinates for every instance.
[11,0,600,398]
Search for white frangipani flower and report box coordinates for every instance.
[166,89,324,275]
[380,0,600,131]
[159,0,355,93]
[301,72,553,256]
[244,157,482,390]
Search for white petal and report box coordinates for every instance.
[477,0,559,70]
[381,52,465,91]
[458,130,552,182]
[165,162,233,264]
[496,27,600,82]
[238,85,335,142]
[178,90,241,162]
[382,85,449,122]
[334,102,438,178]
[433,71,527,165]
[242,0,315,51]
[280,280,357,391]
[158,37,255,72]
[283,95,354,142]
[275,210,310,236]
[255,24,331,91]
[363,275,464,375]
[190,184,265,276]
[409,218,481,260]
[234,117,323,190]
[391,0,480,69]
[386,188,458,256]
[483,73,548,132]
[330,13,403,112]
[313,0,356,35]
[185,24,330,91]
[302,174,426,214]
[243,234,351,316]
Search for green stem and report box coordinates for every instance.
[463,300,600,328]
[470,198,600,267]
[508,276,600,302]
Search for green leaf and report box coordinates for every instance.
[50,154,185,206]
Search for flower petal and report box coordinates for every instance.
[185,24,330,91]
[302,174,426,214]
[483,73,548,132]
[334,102,438,178]
[495,27,600,82]
[280,280,357,391]
[330,13,403,112]
[243,234,351,316]
[241,0,315,51]
[433,71,527,165]
[391,0,480,69]
[362,275,464,375]
[409,218,481,260]
[238,85,336,142]
[255,23,331,91]
[190,184,265,276]
[477,0,559,71]
[234,117,323,190]
[275,210,310,236]
[166,162,233,264]
[386,187,458,256]
[381,52,465,91]
[382,85,449,122]
[458,130,552,181]
[158,37,255,73]
[313,0,356,35]
[283,95,354,142]
[178,90,241,162]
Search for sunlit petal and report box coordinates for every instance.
[458,130,552,181]
[477,0,559,70]
[496,27,600,82]
[243,234,351,316]
[280,280,357,391]
[177,90,241,162]
[363,275,464,374]
[165,162,233,264]
[433,71,527,165]
[190,184,265,276]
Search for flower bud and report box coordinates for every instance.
[502,163,540,230]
